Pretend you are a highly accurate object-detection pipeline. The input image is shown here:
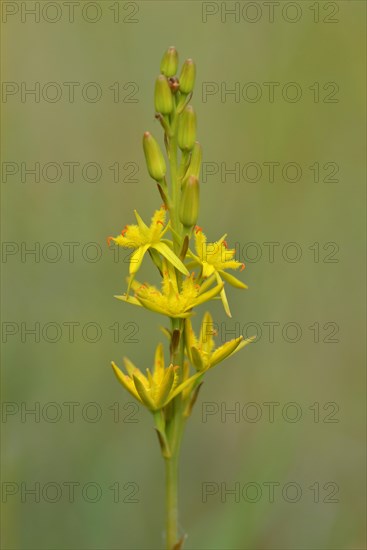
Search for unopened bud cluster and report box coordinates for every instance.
[143,46,201,230]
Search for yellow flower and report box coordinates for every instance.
[115,260,224,319]
[185,312,254,371]
[188,228,247,317]
[111,343,201,411]
[107,208,189,277]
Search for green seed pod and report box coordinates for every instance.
[154,75,173,115]
[179,59,196,94]
[143,132,166,182]
[180,175,199,228]
[178,106,197,152]
[160,46,178,77]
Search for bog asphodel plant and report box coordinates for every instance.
[108,47,253,550]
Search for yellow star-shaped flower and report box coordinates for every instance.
[115,261,224,319]
[185,312,254,371]
[111,343,202,412]
[188,228,248,317]
[107,208,189,278]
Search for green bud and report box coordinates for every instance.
[183,141,202,185]
[154,75,173,115]
[160,46,178,77]
[143,132,166,181]
[179,59,196,94]
[178,106,197,152]
[180,175,199,228]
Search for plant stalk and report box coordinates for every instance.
[164,93,187,550]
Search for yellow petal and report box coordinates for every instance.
[156,365,175,408]
[122,356,138,377]
[152,242,189,276]
[194,229,207,258]
[230,336,256,354]
[199,311,215,352]
[129,244,150,275]
[109,235,131,247]
[192,281,224,309]
[133,374,156,410]
[210,336,244,368]
[114,294,142,307]
[197,273,217,295]
[184,318,196,363]
[135,296,169,316]
[191,347,205,371]
[154,343,165,380]
[220,285,232,318]
[133,209,149,231]
[111,361,141,402]
[163,371,203,405]
[218,270,248,289]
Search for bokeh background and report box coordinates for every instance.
[1,1,366,549]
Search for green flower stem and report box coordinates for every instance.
[164,324,186,549]
[165,403,186,550]
[165,453,179,550]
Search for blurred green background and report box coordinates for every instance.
[1,1,366,549]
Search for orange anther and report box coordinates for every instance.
[195,225,203,234]
[240,263,245,271]
[156,220,164,226]
[223,240,228,249]
[107,236,114,246]
[121,226,128,236]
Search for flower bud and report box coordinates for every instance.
[179,59,196,94]
[154,75,173,115]
[180,175,199,228]
[143,132,166,181]
[178,106,196,152]
[160,46,178,77]
[185,141,202,183]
